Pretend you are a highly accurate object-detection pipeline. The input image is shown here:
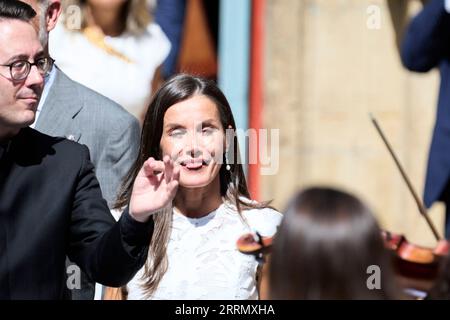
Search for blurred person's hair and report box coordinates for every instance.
[61,0,151,35]
[269,186,399,300]
[114,73,270,298]
[0,0,36,21]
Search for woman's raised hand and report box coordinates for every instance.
[129,155,180,222]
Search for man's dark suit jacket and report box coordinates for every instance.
[35,67,141,300]
[401,0,450,209]
[0,127,153,299]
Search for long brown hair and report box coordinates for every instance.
[115,73,268,297]
[269,187,399,299]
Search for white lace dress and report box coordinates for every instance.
[126,202,282,300]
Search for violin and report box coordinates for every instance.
[237,115,450,298]
[380,230,449,297]
[371,115,450,295]
[382,230,449,279]
[236,228,449,297]
[237,230,450,261]
[236,231,273,264]
[237,232,273,255]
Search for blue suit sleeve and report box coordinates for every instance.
[401,0,450,72]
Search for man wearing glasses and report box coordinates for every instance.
[18,0,141,300]
[0,57,54,82]
[0,1,168,299]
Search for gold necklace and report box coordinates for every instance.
[82,26,134,64]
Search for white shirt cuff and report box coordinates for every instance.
[445,0,450,13]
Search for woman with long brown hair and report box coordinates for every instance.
[114,74,282,299]
[269,187,400,299]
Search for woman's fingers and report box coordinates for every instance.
[172,164,180,182]
[142,158,155,177]
[142,157,180,200]
[163,155,173,183]
[168,164,180,198]
[150,161,165,174]
[143,157,165,177]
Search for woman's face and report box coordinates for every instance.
[160,95,226,189]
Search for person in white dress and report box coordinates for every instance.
[111,74,282,300]
[49,0,171,121]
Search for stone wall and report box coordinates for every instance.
[262,0,444,246]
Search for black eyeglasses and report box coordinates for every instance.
[0,57,55,81]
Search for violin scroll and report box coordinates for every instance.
[236,232,273,256]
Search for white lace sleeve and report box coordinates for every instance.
[243,208,283,237]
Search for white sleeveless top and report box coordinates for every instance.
[126,202,282,300]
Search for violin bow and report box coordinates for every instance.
[370,113,441,241]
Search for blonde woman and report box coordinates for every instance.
[49,0,170,121]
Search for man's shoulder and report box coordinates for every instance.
[24,127,89,157]
[16,129,93,190]
[55,69,138,124]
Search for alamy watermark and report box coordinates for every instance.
[366,5,382,30]
[66,265,81,290]
[366,264,381,290]
[168,122,280,176]
[64,5,82,30]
